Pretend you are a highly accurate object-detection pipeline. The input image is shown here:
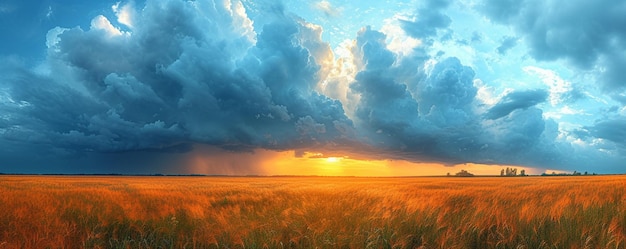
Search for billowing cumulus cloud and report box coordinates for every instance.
[0,0,353,171]
[345,26,567,168]
[0,0,624,174]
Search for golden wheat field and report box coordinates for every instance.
[0,175,625,249]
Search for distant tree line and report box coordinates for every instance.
[500,167,526,176]
[541,171,596,176]
[443,168,602,177]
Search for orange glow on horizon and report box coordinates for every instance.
[184,145,540,176]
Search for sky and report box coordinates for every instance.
[1,0,625,175]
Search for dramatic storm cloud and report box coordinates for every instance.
[0,0,625,174]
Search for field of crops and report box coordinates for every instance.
[1,175,625,248]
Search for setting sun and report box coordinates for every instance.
[325,157,341,163]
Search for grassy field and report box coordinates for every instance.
[0,175,625,248]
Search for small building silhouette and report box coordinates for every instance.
[455,170,474,177]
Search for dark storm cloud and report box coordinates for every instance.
[570,118,626,171]
[1,0,624,174]
[587,118,626,147]
[0,0,354,172]
[347,27,555,167]
[416,57,477,127]
[481,107,613,172]
[485,89,548,120]
[344,25,622,171]
[478,0,626,94]
[399,0,452,42]
[349,27,423,152]
[341,27,451,161]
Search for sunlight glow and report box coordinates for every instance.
[183,146,541,177]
